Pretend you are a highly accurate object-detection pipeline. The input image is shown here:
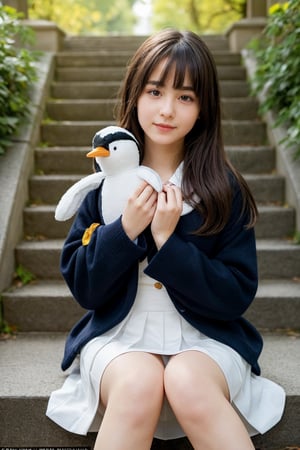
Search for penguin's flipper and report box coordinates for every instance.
[137,166,163,192]
[55,172,105,221]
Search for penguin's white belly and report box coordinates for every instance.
[101,171,141,224]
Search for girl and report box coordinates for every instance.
[46,29,285,449]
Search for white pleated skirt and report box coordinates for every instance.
[46,262,285,439]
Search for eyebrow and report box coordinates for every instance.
[147,80,194,91]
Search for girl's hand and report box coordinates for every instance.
[151,184,182,249]
[121,181,157,241]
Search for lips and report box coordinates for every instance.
[154,123,176,131]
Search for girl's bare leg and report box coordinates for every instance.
[164,351,255,450]
[94,352,164,450]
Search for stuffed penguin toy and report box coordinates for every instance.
[55,125,193,223]
[55,126,163,222]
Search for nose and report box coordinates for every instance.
[160,96,175,118]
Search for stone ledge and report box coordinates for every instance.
[0,332,299,448]
[22,19,65,52]
[0,52,55,292]
[242,49,300,232]
[226,18,267,52]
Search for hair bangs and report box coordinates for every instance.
[156,47,199,93]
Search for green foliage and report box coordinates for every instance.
[250,0,300,159]
[0,319,16,336]
[0,296,16,336]
[14,264,36,285]
[152,0,246,33]
[28,0,246,35]
[28,0,136,35]
[0,3,38,154]
[293,231,300,245]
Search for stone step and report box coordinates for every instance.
[46,98,118,121]
[62,35,151,52]
[15,239,300,280]
[55,50,241,68]
[45,98,259,121]
[226,146,275,174]
[3,279,300,332]
[257,239,300,279]
[55,66,127,82]
[246,174,285,204]
[62,34,229,52]
[35,146,93,174]
[245,279,300,330]
[35,145,275,175]
[28,173,285,205]
[51,80,121,99]
[3,281,85,332]
[55,51,133,68]
[55,65,246,82]
[41,120,267,146]
[50,80,251,99]
[23,204,295,240]
[0,332,299,448]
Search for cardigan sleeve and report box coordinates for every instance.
[144,186,258,321]
[60,187,147,310]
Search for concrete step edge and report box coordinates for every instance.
[45,98,259,121]
[23,204,295,241]
[35,144,273,152]
[29,173,284,182]
[4,278,300,300]
[24,204,295,222]
[41,122,267,149]
[16,237,300,250]
[15,238,300,280]
[55,51,241,67]
[54,66,246,82]
[56,49,237,57]
[50,80,250,99]
[28,173,285,205]
[3,278,300,331]
[0,332,299,448]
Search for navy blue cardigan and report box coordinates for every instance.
[60,180,262,374]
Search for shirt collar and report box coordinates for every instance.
[168,162,195,216]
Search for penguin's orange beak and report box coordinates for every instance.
[87,147,110,158]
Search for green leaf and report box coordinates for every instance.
[0,3,38,153]
[249,0,300,158]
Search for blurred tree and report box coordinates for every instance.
[28,0,136,34]
[28,0,246,34]
[152,0,246,33]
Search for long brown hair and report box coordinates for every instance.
[116,29,258,235]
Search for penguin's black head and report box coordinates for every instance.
[91,128,139,172]
[92,130,138,150]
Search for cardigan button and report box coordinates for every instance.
[154,282,163,289]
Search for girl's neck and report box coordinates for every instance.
[142,141,184,184]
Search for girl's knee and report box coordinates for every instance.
[164,358,226,425]
[102,353,164,422]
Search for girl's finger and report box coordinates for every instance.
[133,180,150,197]
[163,184,183,207]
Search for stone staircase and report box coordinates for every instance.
[1,35,300,449]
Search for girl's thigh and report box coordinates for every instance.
[164,350,230,405]
[100,351,165,407]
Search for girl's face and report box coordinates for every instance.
[137,59,200,153]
